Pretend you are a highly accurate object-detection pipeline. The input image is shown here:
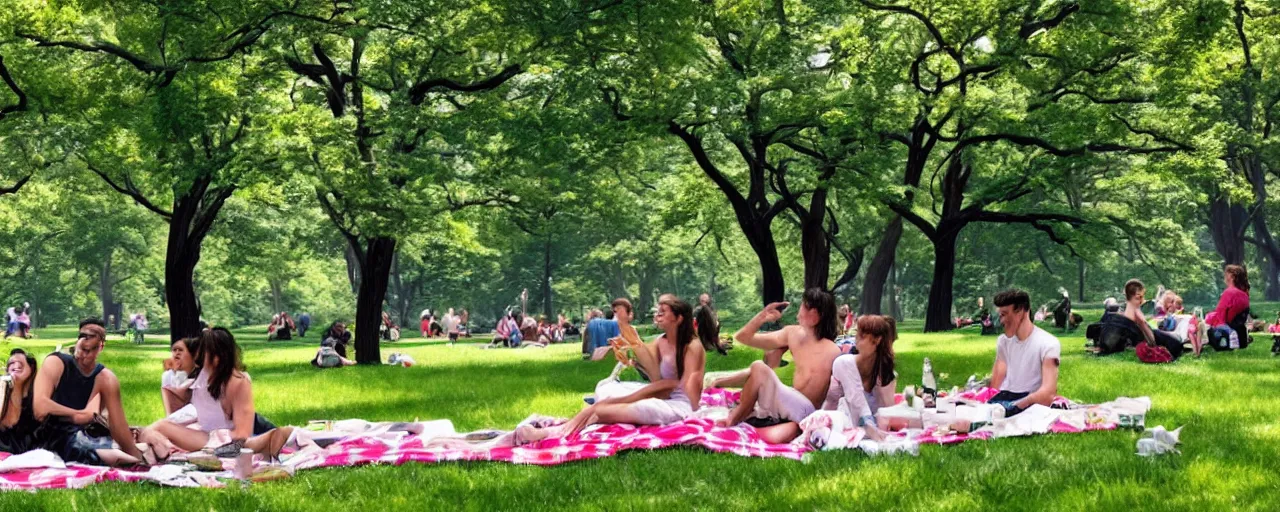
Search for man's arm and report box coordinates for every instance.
[33,355,92,423]
[1128,309,1155,344]
[734,303,790,351]
[989,358,1008,391]
[1017,357,1059,409]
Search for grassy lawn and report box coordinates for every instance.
[0,318,1277,511]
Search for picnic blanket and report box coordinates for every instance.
[0,387,1149,491]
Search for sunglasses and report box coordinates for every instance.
[77,332,101,340]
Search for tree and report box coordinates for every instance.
[854,0,1193,331]
[15,1,289,339]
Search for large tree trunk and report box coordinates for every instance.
[541,238,553,319]
[100,255,114,326]
[1077,258,1086,303]
[1208,195,1249,266]
[861,216,903,315]
[164,248,203,341]
[344,243,362,294]
[269,280,283,314]
[353,237,396,364]
[886,262,901,320]
[800,188,831,291]
[924,231,961,332]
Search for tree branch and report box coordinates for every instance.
[408,64,523,105]
[80,157,174,219]
[0,55,29,120]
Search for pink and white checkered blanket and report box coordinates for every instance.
[0,387,1144,490]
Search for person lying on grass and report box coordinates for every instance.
[714,288,842,444]
[32,320,145,466]
[516,294,706,445]
[138,328,292,462]
[987,289,1061,418]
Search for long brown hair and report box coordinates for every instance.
[856,315,897,389]
[1225,264,1250,293]
[659,294,695,378]
[195,328,243,401]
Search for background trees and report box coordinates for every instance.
[0,0,1270,343]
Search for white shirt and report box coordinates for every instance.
[996,326,1061,394]
[442,314,459,333]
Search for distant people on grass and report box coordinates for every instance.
[297,312,311,338]
[321,321,353,359]
[380,312,400,341]
[5,303,33,340]
[583,308,620,360]
[955,297,985,328]
[420,309,432,338]
[1119,279,1183,362]
[442,308,460,346]
[130,311,149,344]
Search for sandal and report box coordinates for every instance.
[212,438,247,458]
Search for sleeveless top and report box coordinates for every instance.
[189,371,235,432]
[50,353,103,412]
[657,341,688,404]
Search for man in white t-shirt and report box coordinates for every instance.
[988,289,1061,417]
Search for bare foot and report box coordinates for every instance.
[514,424,550,446]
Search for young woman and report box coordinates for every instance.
[1206,265,1251,339]
[517,295,706,443]
[161,337,199,416]
[139,328,292,461]
[0,349,41,454]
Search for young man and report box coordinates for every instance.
[33,320,145,464]
[606,298,658,378]
[988,289,1061,417]
[716,288,842,437]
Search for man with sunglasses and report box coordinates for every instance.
[32,319,144,464]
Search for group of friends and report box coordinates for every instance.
[516,288,1061,446]
[1090,264,1256,360]
[419,308,467,345]
[0,321,292,467]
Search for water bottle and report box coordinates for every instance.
[921,358,937,409]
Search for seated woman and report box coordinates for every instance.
[1,349,142,465]
[275,312,294,341]
[516,295,706,443]
[1205,265,1251,350]
[492,312,513,346]
[139,328,293,461]
[320,321,353,359]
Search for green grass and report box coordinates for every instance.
[1,321,1277,511]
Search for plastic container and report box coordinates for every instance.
[235,449,254,480]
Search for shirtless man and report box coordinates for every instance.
[716,288,841,441]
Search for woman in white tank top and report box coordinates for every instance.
[139,328,292,462]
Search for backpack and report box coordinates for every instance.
[313,346,342,368]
